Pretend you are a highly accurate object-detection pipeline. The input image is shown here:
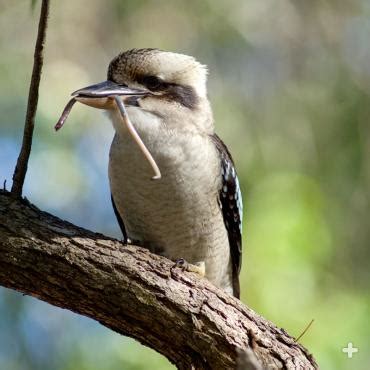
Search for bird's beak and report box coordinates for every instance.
[72,80,149,109]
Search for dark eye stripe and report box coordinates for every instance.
[137,75,199,109]
[140,75,164,91]
[164,84,198,109]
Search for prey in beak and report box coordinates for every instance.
[55,80,161,180]
[55,80,149,131]
[72,80,149,109]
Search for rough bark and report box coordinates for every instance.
[0,190,318,370]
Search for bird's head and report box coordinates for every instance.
[73,48,213,134]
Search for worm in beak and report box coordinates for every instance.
[54,81,161,180]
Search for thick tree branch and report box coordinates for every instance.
[11,0,49,197]
[0,191,318,370]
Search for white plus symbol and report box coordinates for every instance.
[342,342,358,358]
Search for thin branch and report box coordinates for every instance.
[0,190,318,370]
[295,319,315,343]
[11,0,50,198]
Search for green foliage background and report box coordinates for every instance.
[0,1,369,369]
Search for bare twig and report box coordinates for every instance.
[11,0,50,198]
[295,319,315,342]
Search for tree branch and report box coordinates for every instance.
[11,0,50,198]
[0,190,318,370]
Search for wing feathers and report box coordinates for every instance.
[210,134,243,298]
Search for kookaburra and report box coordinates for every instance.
[72,49,243,298]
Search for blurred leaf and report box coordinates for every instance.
[31,0,38,11]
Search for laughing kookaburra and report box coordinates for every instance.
[72,48,243,298]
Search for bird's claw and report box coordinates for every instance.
[122,237,143,247]
[171,258,206,277]
[121,237,130,246]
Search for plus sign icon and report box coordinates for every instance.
[342,342,358,358]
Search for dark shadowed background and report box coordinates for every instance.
[0,1,369,369]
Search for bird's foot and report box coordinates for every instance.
[121,237,129,246]
[122,237,143,247]
[171,258,206,277]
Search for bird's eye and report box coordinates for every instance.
[141,75,164,91]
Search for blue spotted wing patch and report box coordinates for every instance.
[210,134,243,298]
